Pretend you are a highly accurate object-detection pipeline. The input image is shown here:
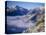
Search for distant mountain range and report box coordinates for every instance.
[5,6,45,22]
[5,6,29,16]
[5,6,44,16]
[6,6,45,23]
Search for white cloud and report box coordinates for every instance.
[7,15,35,28]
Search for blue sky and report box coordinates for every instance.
[7,1,44,10]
